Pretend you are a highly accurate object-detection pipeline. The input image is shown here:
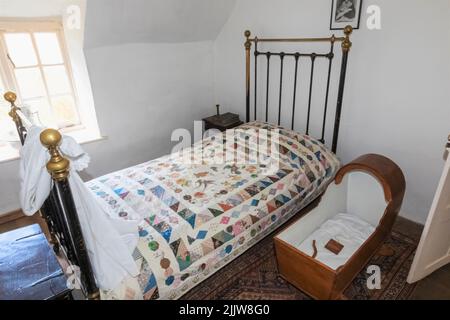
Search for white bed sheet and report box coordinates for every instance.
[295,213,375,270]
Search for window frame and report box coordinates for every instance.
[0,19,82,132]
[0,18,103,163]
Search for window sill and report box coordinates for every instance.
[0,129,107,164]
[62,125,106,146]
[0,147,21,164]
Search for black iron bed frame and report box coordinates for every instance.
[4,92,99,299]
[3,26,352,300]
[244,25,353,153]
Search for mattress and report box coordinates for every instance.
[86,121,340,299]
[296,213,375,270]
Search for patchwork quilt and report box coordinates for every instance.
[86,121,340,299]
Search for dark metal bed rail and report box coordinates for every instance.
[3,92,99,300]
[245,26,353,153]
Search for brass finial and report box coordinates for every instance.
[87,291,101,300]
[344,25,353,36]
[342,25,353,52]
[40,129,70,181]
[4,91,21,124]
[244,30,252,49]
[4,91,17,104]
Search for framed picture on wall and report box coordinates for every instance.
[330,0,363,30]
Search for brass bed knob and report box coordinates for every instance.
[342,25,353,52]
[40,129,70,181]
[4,91,21,123]
[40,129,62,148]
[4,91,17,104]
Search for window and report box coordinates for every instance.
[0,21,79,129]
[0,68,19,160]
[0,20,101,161]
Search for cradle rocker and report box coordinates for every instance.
[274,154,405,300]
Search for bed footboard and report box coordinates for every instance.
[4,92,100,300]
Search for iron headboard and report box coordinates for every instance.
[244,25,353,153]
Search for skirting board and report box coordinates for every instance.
[0,209,24,225]
[398,210,427,226]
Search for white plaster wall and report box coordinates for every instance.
[81,41,214,178]
[213,0,450,224]
[84,0,236,48]
[0,0,76,17]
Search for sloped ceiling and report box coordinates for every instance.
[84,0,236,48]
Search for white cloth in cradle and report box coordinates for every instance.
[296,213,375,270]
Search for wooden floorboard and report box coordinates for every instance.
[0,211,49,238]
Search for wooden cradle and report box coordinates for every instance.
[275,154,406,299]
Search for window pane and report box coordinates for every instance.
[22,97,56,128]
[34,32,64,65]
[0,106,19,141]
[0,75,10,119]
[0,74,5,97]
[0,89,18,141]
[0,74,17,143]
[44,65,71,95]
[51,95,79,128]
[15,67,46,99]
[4,33,38,67]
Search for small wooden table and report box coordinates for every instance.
[203,112,243,132]
[0,224,72,300]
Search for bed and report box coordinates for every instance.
[91,121,339,299]
[3,26,353,300]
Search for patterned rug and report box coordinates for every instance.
[182,230,418,300]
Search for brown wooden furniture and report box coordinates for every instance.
[203,112,243,132]
[0,224,72,300]
[274,154,406,300]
